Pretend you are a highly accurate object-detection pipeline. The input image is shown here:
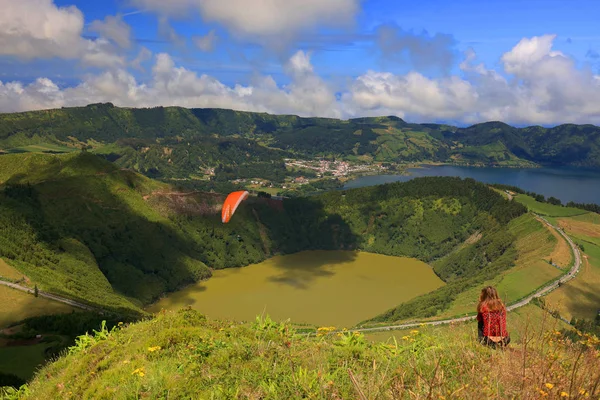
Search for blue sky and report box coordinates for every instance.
[2,0,600,125]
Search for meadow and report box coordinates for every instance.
[514,194,587,218]
[546,216,600,320]
[436,214,565,319]
[0,286,74,329]
[14,308,600,400]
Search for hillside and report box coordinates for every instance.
[0,152,525,320]
[6,309,599,399]
[1,105,599,187]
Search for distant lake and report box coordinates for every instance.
[148,251,443,328]
[344,165,600,205]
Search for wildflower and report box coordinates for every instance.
[131,367,145,377]
[410,330,419,335]
[579,389,587,395]
[118,322,124,326]
[402,336,410,340]
[560,392,569,397]
[123,360,130,364]
[148,346,161,352]
[545,383,554,389]
[538,389,548,396]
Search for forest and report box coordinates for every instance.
[0,152,526,323]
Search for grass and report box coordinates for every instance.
[545,213,600,321]
[0,341,62,381]
[13,309,600,400]
[514,194,587,217]
[5,144,76,155]
[0,259,26,282]
[364,303,570,344]
[0,286,74,329]
[438,214,563,318]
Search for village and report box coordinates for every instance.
[225,158,395,196]
[283,158,388,178]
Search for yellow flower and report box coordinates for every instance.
[410,330,419,334]
[560,392,569,397]
[538,389,548,396]
[579,389,587,395]
[123,360,130,364]
[131,367,145,377]
[402,336,410,340]
[545,383,554,389]
[148,346,162,352]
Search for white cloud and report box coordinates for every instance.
[89,15,132,49]
[0,0,126,69]
[131,0,359,41]
[0,0,85,59]
[131,47,153,71]
[193,30,217,52]
[0,51,341,118]
[3,34,600,126]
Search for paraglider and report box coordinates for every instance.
[221,191,249,223]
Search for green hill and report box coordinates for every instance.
[0,152,525,321]
[5,309,599,399]
[1,105,600,185]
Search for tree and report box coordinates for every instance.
[34,285,39,297]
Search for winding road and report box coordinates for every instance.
[347,214,582,334]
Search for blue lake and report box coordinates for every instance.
[344,165,600,205]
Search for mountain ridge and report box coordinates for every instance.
[1,104,599,179]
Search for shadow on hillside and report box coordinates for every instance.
[250,197,360,289]
[0,154,224,312]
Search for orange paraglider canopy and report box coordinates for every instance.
[221,191,249,223]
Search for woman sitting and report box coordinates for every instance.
[477,286,511,348]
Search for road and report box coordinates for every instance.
[0,280,102,312]
[345,214,582,335]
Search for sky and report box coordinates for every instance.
[1,0,600,126]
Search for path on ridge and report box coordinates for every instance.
[346,214,582,335]
[0,280,102,313]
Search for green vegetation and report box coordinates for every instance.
[0,286,74,328]
[514,194,586,217]
[7,309,600,399]
[1,105,600,189]
[0,152,525,323]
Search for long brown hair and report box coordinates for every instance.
[477,286,505,313]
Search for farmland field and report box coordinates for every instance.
[0,340,64,381]
[546,215,600,320]
[0,286,74,329]
[148,250,444,328]
[514,194,586,217]
[0,258,25,281]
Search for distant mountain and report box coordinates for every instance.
[1,104,599,183]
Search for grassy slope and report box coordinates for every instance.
[546,214,600,320]
[15,309,600,400]
[437,214,564,318]
[0,287,74,329]
[0,259,25,282]
[514,194,587,219]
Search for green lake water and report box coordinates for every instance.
[148,251,444,328]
